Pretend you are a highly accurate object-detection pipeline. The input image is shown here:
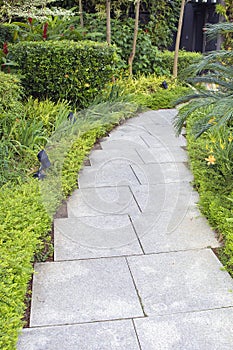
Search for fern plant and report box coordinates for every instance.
[174,22,233,138]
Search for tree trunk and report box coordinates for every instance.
[173,0,185,78]
[78,0,84,27]
[128,0,140,76]
[106,0,111,45]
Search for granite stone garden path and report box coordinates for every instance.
[18,110,233,350]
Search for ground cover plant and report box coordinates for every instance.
[109,74,191,110]
[0,76,141,348]
[174,22,233,275]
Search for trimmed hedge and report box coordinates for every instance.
[0,72,23,113]
[9,40,118,108]
[154,50,202,77]
[0,24,18,45]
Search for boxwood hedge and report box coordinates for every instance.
[9,40,118,108]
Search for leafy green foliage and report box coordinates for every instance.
[0,86,140,349]
[0,180,52,350]
[0,71,23,112]
[143,0,181,50]
[0,23,18,45]
[174,23,233,136]
[186,111,233,275]
[84,14,159,75]
[153,50,202,77]
[111,75,191,110]
[9,40,118,107]
[0,0,74,22]
[13,16,84,42]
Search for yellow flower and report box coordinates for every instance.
[205,155,216,165]
[210,137,216,143]
[220,140,225,150]
[228,134,233,143]
[208,117,216,124]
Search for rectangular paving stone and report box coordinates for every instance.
[100,137,148,150]
[137,109,177,126]
[131,163,193,184]
[130,183,199,214]
[18,319,140,350]
[141,132,186,148]
[54,215,143,260]
[134,308,233,350]
[126,112,164,126]
[130,209,220,254]
[30,258,144,327]
[67,186,140,217]
[137,146,188,164]
[127,250,233,316]
[88,148,143,166]
[78,163,140,188]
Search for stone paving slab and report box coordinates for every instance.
[129,183,199,214]
[54,215,143,260]
[100,138,147,150]
[135,109,177,126]
[78,163,140,188]
[127,250,233,316]
[130,210,220,254]
[141,132,187,148]
[134,307,233,350]
[88,148,143,166]
[137,146,188,163]
[67,186,140,217]
[30,258,144,327]
[18,319,140,350]
[131,162,193,184]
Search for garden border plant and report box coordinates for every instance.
[9,40,118,108]
[0,94,141,350]
[185,111,233,275]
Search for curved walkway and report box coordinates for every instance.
[18,110,233,350]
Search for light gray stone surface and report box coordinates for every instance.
[54,215,143,260]
[137,146,188,163]
[78,163,140,188]
[134,307,233,350]
[67,186,140,217]
[19,109,233,350]
[129,183,198,213]
[18,319,140,350]
[141,132,186,148]
[131,162,193,184]
[30,258,144,327]
[130,209,220,254]
[88,148,143,166]
[127,249,233,316]
[100,138,147,150]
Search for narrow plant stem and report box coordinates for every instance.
[79,0,84,27]
[128,0,140,76]
[106,0,111,44]
[173,0,185,78]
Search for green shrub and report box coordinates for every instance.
[154,50,202,77]
[0,72,23,113]
[0,180,52,350]
[9,40,118,108]
[111,75,191,109]
[186,110,233,275]
[0,98,140,349]
[0,23,18,45]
